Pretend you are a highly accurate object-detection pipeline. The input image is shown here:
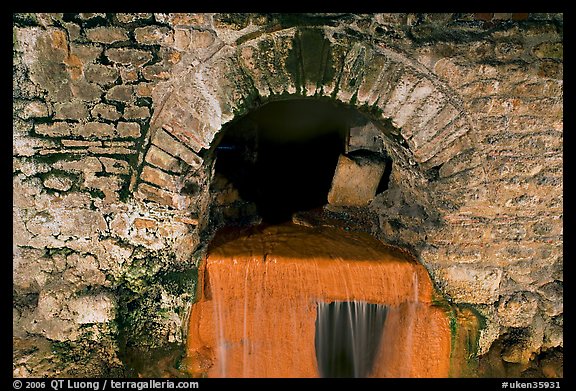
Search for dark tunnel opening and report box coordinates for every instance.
[213,99,367,224]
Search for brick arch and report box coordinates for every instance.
[132,26,473,210]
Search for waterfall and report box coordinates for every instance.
[185,223,451,378]
[315,301,388,378]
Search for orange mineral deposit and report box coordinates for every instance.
[185,223,451,377]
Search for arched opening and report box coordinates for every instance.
[210,98,391,225]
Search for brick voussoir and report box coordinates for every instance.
[151,127,203,170]
[140,164,182,193]
[136,182,191,209]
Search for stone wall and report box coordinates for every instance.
[13,13,562,377]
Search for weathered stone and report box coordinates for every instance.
[69,43,102,64]
[99,157,130,175]
[538,280,563,317]
[62,253,107,287]
[105,48,153,67]
[16,100,50,119]
[141,165,181,192]
[53,100,89,121]
[116,13,153,23]
[116,122,141,138]
[79,13,106,20]
[189,30,216,49]
[16,27,73,101]
[142,64,172,81]
[154,13,208,27]
[63,22,81,41]
[135,82,154,97]
[123,105,150,120]
[13,135,59,157]
[75,122,115,138]
[84,64,120,86]
[495,41,525,61]
[82,175,123,205]
[438,266,503,304]
[91,103,121,121]
[136,182,191,209]
[69,80,104,102]
[134,26,174,46]
[120,67,139,83]
[26,208,107,238]
[85,27,128,44]
[60,140,102,148]
[151,128,203,169]
[69,293,115,324]
[144,145,186,173]
[13,247,52,293]
[133,217,157,229]
[35,122,73,137]
[497,292,539,327]
[106,85,134,103]
[42,173,74,191]
[160,47,183,65]
[328,154,386,207]
[173,29,191,50]
[533,42,563,60]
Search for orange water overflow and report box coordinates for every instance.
[185,224,452,377]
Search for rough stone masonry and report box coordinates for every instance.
[13,13,562,377]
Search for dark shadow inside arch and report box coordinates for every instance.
[213,99,367,224]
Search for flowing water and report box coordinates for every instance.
[315,301,388,377]
[185,223,451,378]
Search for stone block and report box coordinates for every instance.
[173,29,191,50]
[106,85,134,103]
[79,13,106,20]
[135,82,154,97]
[75,122,115,138]
[438,265,502,304]
[69,43,102,64]
[116,13,153,23]
[189,30,215,49]
[327,153,386,207]
[532,42,563,60]
[53,100,88,121]
[116,122,141,138]
[52,156,103,174]
[35,122,73,137]
[84,64,119,86]
[17,100,50,119]
[105,48,153,67]
[347,121,385,154]
[142,64,171,81]
[497,292,539,327]
[85,27,128,44]
[60,140,101,148]
[91,103,121,121]
[120,68,139,83]
[42,173,74,191]
[123,105,150,120]
[154,13,208,27]
[99,157,130,175]
[63,22,81,41]
[69,293,115,324]
[134,26,174,46]
[69,80,104,102]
